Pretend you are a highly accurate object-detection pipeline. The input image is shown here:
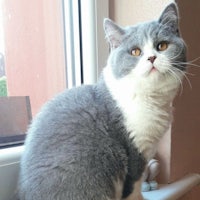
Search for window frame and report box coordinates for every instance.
[63,0,109,87]
[0,0,109,149]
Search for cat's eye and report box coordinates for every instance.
[131,48,141,56]
[157,42,168,51]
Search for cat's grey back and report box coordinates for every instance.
[19,81,145,200]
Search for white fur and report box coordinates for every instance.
[104,42,183,160]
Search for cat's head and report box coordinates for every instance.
[103,3,186,93]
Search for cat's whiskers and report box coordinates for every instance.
[162,58,192,92]
[170,60,198,90]
[163,53,196,90]
[187,56,200,64]
[170,60,194,74]
[166,68,184,95]
[171,56,200,69]
[181,62,200,69]
[173,67,192,90]
[157,58,193,94]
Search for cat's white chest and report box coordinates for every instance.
[121,95,172,160]
[103,66,174,160]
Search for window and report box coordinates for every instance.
[0,1,108,199]
[0,0,109,148]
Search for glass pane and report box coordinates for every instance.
[0,0,67,147]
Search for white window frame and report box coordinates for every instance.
[80,0,109,84]
[64,0,109,87]
[63,0,82,88]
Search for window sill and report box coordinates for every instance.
[142,173,200,200]
[0,145,24,200]
[0,145,24,166]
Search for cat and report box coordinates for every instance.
[18,2,186,200]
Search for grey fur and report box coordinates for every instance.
[19,3,186,200]
[19,81,145,200]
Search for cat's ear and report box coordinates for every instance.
[158,3,179,35]
[104,18,125,49]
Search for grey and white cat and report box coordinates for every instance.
[19,3,186,200]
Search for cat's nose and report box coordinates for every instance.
[148,56,157,64]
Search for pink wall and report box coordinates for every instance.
[3,0,66,116]
[109,0,169,26]
[171,0,200,182]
